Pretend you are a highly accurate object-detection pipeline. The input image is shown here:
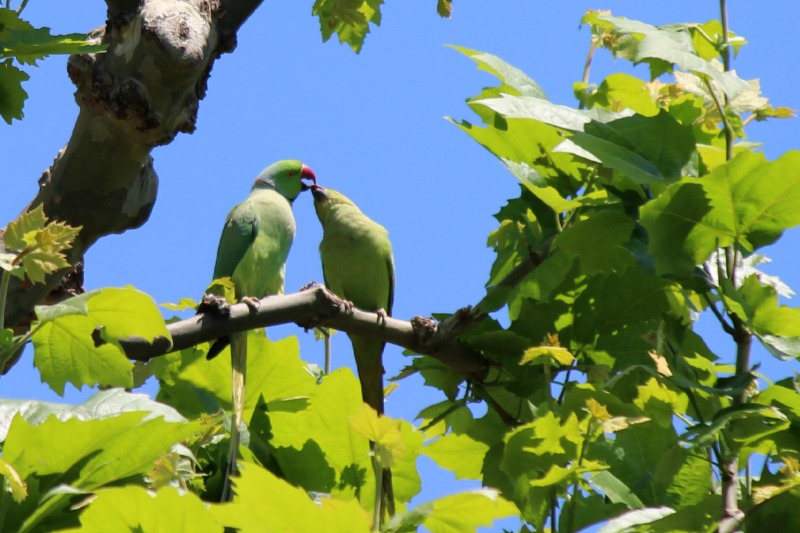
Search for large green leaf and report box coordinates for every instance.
[63,486,222,533]
[588,13,751,99]
[268,368,422,507]
[639,179,722,276]
[701,150,800,251]
[448,45,547,98]
[4,410,200,485]
[2,402,201,532]
[721,275,800,341]
[32,288,171,395]
[0,8,105,64]
[211,462,371,532]
[389,489,518,533]
[156,331,315,419]
[0,388,186,440]
[423,432,490,480]
[555,210,635,275]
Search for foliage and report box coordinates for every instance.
[0,4,105,124]
[2,3,800,533]
[312,0,453,53]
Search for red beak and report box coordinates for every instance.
[300,164,317,190]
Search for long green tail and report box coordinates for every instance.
[351,335,395,519]
[221,331,247,502]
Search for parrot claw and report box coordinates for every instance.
[341,299,355,315]
[198,294,232,317]
[241,296,262,312]
[376,308,388,326]
[300,281,322,291]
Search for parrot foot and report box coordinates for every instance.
[340,299,355,315]
[241,296,261,312]
[198,294,232,317]
[300,281,322,291]
[375,308,388,326]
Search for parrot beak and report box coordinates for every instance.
[311,184,328,201]
[300,164,317,191]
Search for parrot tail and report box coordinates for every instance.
[221,331,247,501]
[351,335,395,521]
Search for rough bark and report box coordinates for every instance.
[2,0,263,339]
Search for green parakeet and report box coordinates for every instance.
[311,185,395,520]
[211,159,316,501]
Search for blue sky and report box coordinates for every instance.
[3,0,800,527]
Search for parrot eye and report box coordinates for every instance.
[287,171,297,177]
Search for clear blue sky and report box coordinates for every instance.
[3,0,800,526]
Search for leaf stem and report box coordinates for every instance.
[324,329,332,375]
[0,269,10,331]
[577,34,598,110]
[702,292,736,336]
[371,448,383,532]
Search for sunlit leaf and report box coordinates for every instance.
[211,462,371,532]
[312,0,383,53]
[414,489,519,533]
[0,458,27,502]
[64,486,221,533]
[423,432,489,480]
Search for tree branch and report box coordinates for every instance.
[1,0,263,339]
[120,285,491,381]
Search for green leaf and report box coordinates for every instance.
[680,404,787,448]
[596,506,675,532]
[312,0,383,53]
[3,203,48,250]
[502,412,582,473]
[160,297,199,311]
[555,210,635,275]
[437,0,453,19]
[640,179,723,276]
[590,13,751,99]
[519,345,575,366]
[32,288,170,395]
[349,403,404,468]
[476,93,598,131]
[210,462,371,532]
[701,150,800,251]
[590,470,644,508]
[0,8,105,64]
[633,377,687,428]
[0,457,26,503]
[0,59,28,124]
[3,409,200,486]
[410,489,519,533]
[585,73,659,116]
[721,275,800,340]
[2,204,81,282]
[605,423,681,506]
[573,266,671,340]
[64,486,222,533]
[160,331,315,420]
[423,432,490,480]
[448,45,547,98]
[0,388,186,440]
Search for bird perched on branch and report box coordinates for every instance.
[210,159,316,501]
[311,184,395,522]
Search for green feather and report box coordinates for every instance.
[212,159,313,501]
[312,186,395,519]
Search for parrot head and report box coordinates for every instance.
[311,185,360,221]
[253,160,317,202]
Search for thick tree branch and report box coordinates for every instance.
[119,285,491,381]
[1,0,263,340]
